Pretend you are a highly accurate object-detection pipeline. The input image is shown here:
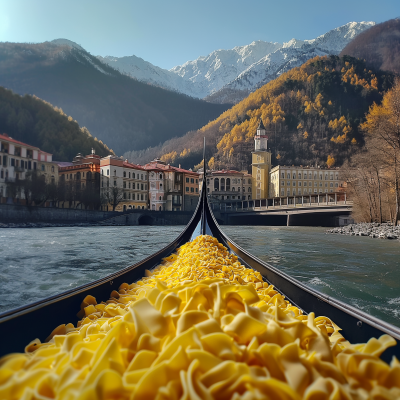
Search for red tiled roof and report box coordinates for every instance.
[144,162,198,175]
[123,161,146,170]
[0,133,53,155]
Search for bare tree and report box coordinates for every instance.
[103,185,124,211]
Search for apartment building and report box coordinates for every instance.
[0,133,57,201]
[144,159,199,211]
[100,156,148,211]
[57,150,101,209]
[269,165,341,198]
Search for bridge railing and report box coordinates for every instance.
[210,193,352,212]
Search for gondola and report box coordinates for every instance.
[1,150,400,365]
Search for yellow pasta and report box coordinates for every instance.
[0,235,399,399]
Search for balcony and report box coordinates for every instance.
[5,177,16,183]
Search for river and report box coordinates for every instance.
[0,226,399,328]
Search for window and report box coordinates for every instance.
[102,170,104,175]
[141,174,143,180]
[128,193,131,199]
[133,183,135,189]
[191,178,194,183]
[298,173,301,179]
[186,177,189,183]
[186,187,189,192]
[196,188,198,193]
[248,187,251,192]
[11,158,15,167]
[33,162,36,170]
[129,182,131,189]
[114,170,116,176]
[281,172,285,178]
[123,171,126,178]
[314,182,317,187]
[309,173,312,179]
[281,189,284,195]
[123,193,126,199]
[335,183,338,187]
[191,187,194,193]
[292,173,295,179]
[330,183,333,187]
[298,182,301,186]
[248,179,251,184]
[141,184,143,190]
[159,174,162,179]
[159,196,162,201]
[281,181,284,186]
[287,173,290,179]
[196,179,198,184]
[114,180,117,186]
[293,181,296,186]
[132,193,135,200]
[141,194,144,200]
[107,169,109,176]
[129,172,131,178]
[70,174,72,179]
[123,182,126,188]
[325,183,328,187]
[132,173,135,179]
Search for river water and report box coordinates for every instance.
[0,226,399,328]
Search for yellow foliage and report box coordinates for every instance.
[303,131,309,139]
[351,138,357,145]
[180,148,191,158]
[208,157,215,170]
[297,122,303,130]
[160,151,177,164]
[276,153,281,159]
[327,155,335,168]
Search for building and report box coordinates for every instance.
[144,159,199,211]
[269,165,341,198]
[0,133,57,202]
[57,150,101,209]
[100,156,148,211]
[251,119,272,199]
[200,170,253,202]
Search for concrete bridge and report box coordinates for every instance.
[211,193,353,226]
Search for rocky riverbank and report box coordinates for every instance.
[327,222,400,240]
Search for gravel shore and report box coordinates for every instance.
[327,222,400,240]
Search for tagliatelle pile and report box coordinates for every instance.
[1,236,400,400]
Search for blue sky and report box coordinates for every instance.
[0,0,398,69]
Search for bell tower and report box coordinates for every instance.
[254,118,268,151]
[252,118,272,199]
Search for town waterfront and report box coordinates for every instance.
[0,225,399,328]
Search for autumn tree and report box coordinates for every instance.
[361,79,400,224]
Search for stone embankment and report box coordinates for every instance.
[327,222,400,240]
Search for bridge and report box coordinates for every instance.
[211,193,352,226]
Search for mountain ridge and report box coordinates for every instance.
[98,21,375,101]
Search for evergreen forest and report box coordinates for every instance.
[0,42,230,156]
[0,87,113,161]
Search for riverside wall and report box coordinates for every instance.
[0,204,194,226]
[0,204,117,223]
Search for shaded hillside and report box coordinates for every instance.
[340,18,400,75]
[128,56,394,170]
[0,87,112,161]
[0,42,229,156]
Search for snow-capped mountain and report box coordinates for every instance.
[98,21,375,101]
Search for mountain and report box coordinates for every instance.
[340,18,400,75]
[0,86,113,161]
[99,22,374,102]
[124,55,394,170]
[0,41,229,156]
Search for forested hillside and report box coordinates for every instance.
[134,55,393,170]
[0,87,113,161]
[340,18,400,75]
[0,42,229,156]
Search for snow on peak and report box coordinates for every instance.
[97,21,375,100]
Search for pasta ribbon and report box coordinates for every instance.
[0,235,398,399]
